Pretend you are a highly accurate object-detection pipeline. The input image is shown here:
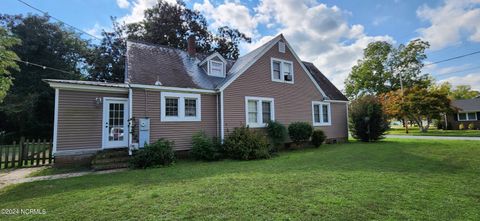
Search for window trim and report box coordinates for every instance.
[161,92,201,122]
[457,112,478,121]
[245,96,275,128]
[312,101,331,126]
[208,60,225,77]
[270,58,294,84]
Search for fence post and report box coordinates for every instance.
[4,144,9,168]
[11,141,17,168]
[48,140,53,164]
[30,139,34,166]
[19,137,25,167]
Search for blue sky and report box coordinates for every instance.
[3,0,480,90]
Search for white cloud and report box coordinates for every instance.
[116,0,131,9]
[84,23,110,39]
[439,73,480,90]
[119,0,177,24]
[193,0,258,37]
[416,0,480,50]
[250,0,394,90]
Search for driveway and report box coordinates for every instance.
[386,135,480,140]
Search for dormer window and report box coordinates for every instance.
[271,58,294,84]
[209,60,224,77]
[199,52,227,78]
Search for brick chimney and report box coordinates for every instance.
[187,35,196,56]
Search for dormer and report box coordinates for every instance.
[199,52,227,78]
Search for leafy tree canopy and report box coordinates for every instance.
[380,86,452,132]
[0,27,20,102]
[345,39,432,99]
[0,14,87,142]
[88,0,251,83]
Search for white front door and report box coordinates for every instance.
[102,98,129,149]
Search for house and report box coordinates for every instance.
[45,34,349,165]
[445,98,480,130]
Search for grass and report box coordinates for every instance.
[388,127,480,137]
[1,138,480,220]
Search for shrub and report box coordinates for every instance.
[459,123,465,130]
[349,95,389,142]
[130,139,175,168]
[311,130,326,147]
[191,131,222,161]
[468,123,475,130]
[288,122,313,144]
[266,121,287,150]
[223,126,271,160]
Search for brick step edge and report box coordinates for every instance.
[92,162,129,171]
[92,157,131,165]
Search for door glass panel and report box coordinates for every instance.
[109,103,125,142]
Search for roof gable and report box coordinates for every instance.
[217,34,328,99]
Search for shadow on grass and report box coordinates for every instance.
[0,139,472,204]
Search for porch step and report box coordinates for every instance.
[92,162,129,171]
[91,149,130,171]
[92,157,130,165]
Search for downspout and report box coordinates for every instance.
[220,90,225,142]
[216,93,219,137]
[52,88,59,155]
[128,85,133,155]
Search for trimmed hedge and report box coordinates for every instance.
[191,131,222,161]
[311,130,326,147]
[130,139,175,169]
[223,126,271,160]
[266,121,287,150]
[288,122,313,144]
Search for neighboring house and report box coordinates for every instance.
[45,34,349,164]
[446,98,480,129]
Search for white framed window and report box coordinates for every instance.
[161,92,201,121]
[458,112,477,121]
[208,60,225,77]
[271,58,294,84]
[245,96,275,128]
[312,101,331,126]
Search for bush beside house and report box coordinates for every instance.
[191,131,222,161]
[130,139,175,168]
[311,130,326,147]
[288,122,313,145]
[266,121,287,151]
[349,95,389,142]
[223,126,271,160]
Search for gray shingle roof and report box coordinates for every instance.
[125,37,347,101]
[303,62,348,101]
[126,41,233,90]
[452,98,480,112]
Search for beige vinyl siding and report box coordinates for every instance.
[132,89,218,151]
[223,41,348,139]
[57,89,128,151]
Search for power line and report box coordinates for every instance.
[13,58,74,74]
[425,50,480,66]
[16,0,102,41]
[437,65,480,76]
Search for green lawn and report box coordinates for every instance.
[1,139,480,220]
[388,127,480,137]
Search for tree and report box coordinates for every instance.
[349,95,389,142]
[345,39,432,99]
[450,85,480,100]
[86,18,126,82]
[0,27,20,102]
[125,0,250,60]
[0,14,88,142]
[381,87,452,132]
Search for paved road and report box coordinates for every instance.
[386,135,480,141]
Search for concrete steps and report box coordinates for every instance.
[91,148,130,171]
